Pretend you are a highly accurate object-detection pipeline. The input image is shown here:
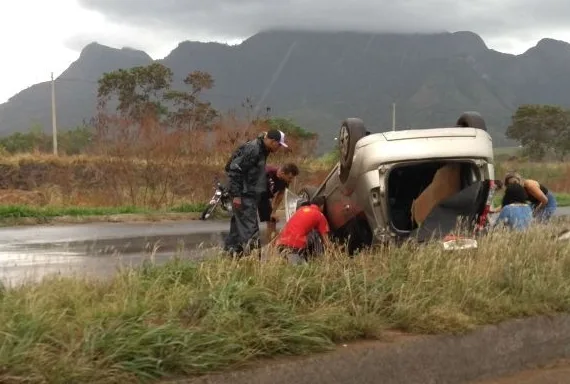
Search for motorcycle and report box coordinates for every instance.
[200,178,233,220]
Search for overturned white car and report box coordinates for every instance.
[286,112,497,254]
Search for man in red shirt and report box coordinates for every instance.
[275,196,331,264]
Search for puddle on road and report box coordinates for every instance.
[0,244,220,287]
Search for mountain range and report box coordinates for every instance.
[2,29,570,153]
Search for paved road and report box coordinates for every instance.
[0,220,237,286]
[472,359,570,384]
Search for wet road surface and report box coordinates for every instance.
[0,219,262,286]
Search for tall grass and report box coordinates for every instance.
[0,225,569,383]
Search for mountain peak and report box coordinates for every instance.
[522,37,570,59]
[451,31,488,50]
[78,42,152,60]
[535,38,570,50]
[59,42,153,80]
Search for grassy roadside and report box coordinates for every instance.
[0,203,209,226]
[0,225,569,383]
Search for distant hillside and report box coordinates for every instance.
[2,30,570,153]
[0,43,153,135]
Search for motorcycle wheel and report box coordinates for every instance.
[200,201,219,220]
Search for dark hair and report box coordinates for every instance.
[494,180,504,189]
[501,183,528,206]
[281,163,299,176]
[311,195,326,208]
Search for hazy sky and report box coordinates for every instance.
[1,0,569,103]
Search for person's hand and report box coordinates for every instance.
[232,197,242,209]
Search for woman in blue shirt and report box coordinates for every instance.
[494,183,533,231]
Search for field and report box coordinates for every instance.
[0,150,568,225]
[0,224,568,383]
[0,117,330,224]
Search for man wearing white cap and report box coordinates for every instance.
[223,129,288,257]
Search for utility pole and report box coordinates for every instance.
[391,102,396,131]
[51,72,58,155]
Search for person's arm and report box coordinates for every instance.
[526,181,549,209]
[316,214,332,247]
[489,202,502,214]
[227,144,257,206]
[271,190,284,219]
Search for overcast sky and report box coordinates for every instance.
[0,0,569,103]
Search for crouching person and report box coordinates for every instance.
[275,196,330,264]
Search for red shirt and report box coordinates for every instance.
[276,204,330,249]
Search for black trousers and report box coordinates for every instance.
[277,229,324,264]
[224,195,261,256]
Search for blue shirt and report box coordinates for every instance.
[495,204,533,231]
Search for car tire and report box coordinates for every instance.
[338,118,367,183]
[456,111,487,131]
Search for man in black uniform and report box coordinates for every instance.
[224,129,288,257]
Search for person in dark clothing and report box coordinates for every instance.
[258,163,300,243]
[224,129,288,257]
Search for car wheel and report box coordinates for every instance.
[339,118,367,183]
[456,111,487,131]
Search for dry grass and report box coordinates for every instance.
[0,153,329,211]
[0,224,569,383]
[0,114,330,212]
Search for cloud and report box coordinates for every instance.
[78,0,570,45]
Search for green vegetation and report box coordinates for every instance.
[0,225,569,383]
[0,203,206,224]
[0,125,93,155]
[556,193,570,207]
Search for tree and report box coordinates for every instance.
[163,71,218,131]
[265,117,318,157]
[506,104,570,160]
[267,117,317,139]
[96,64,219,130]
[97,63,173,121]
